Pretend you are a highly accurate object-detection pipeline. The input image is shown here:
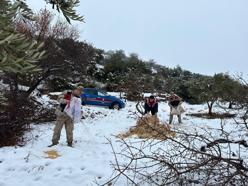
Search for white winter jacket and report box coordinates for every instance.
[64,96,82,123]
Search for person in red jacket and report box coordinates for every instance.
[144,95,158,115]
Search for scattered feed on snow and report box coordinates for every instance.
[44,150,61,159]
[118,115,176,140]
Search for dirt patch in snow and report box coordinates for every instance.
[118,115,176,140]
[187,112,236,119]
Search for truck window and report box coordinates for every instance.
[98,91,107,96]
[87,89,98,95]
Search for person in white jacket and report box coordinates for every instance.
[49,86,82,147]
[168,93,184,124]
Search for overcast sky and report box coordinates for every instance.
[27,0,248,75]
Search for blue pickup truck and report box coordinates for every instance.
[81,88,125,109]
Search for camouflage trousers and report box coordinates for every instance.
[52,111,74,144]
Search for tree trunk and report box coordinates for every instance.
[207,102,214,115]
[25,69,50,97]
[228,102,233,109]
[8,74,19,122]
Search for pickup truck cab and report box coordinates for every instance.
[81,88,125,109]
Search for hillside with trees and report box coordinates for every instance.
[8,8,246,104]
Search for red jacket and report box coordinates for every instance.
[64,92,72,101]
[146,98,157,108]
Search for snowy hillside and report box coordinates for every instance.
[0,93,244,186]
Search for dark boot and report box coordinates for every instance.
[67,142,73,147]
[48,142,58,147]
[169,115,173,124]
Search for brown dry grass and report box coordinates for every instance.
[44,150,61,159]
[118,115,176,140]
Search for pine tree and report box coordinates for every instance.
[0,0,83,146]
[0,0,83,74]
[0,0,44,74]
[0,0,83,103]
[44,0,84,23]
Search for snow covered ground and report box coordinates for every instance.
[0,93,244,186]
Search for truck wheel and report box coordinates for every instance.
[111,103,120,110]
